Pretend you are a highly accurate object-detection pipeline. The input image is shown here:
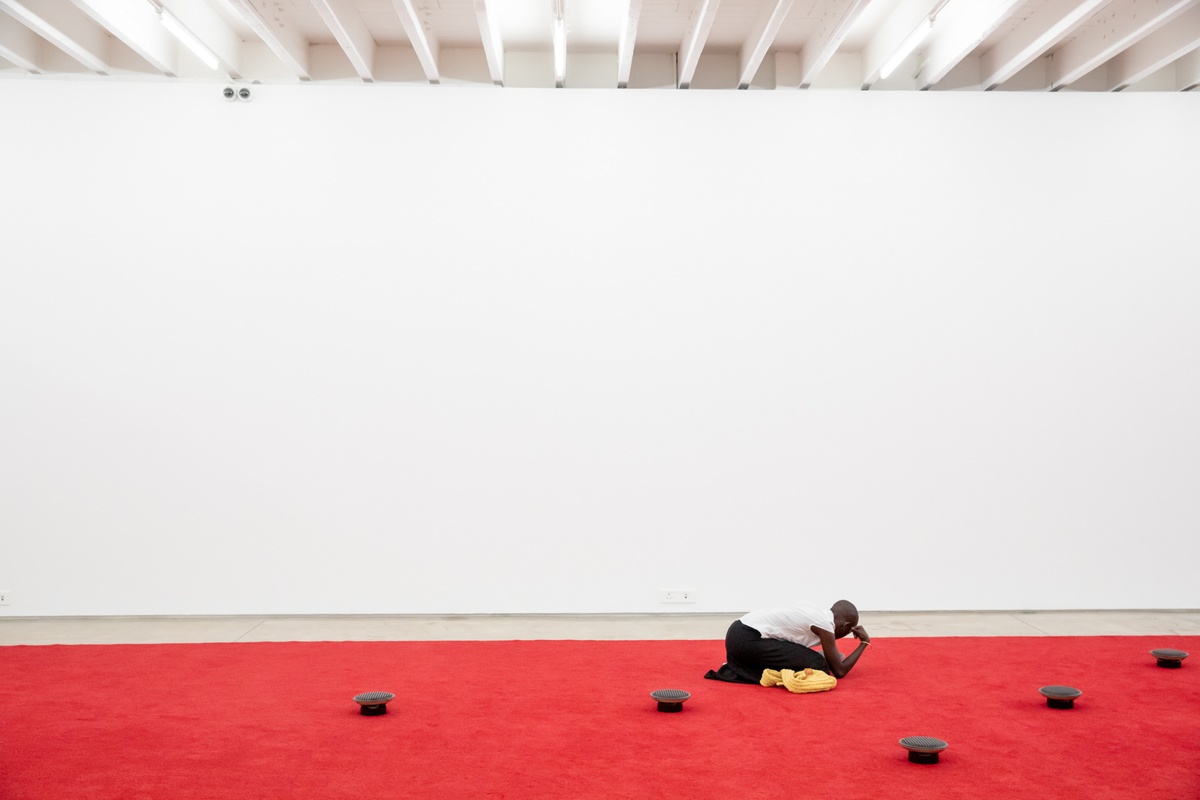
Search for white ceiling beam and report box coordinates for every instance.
[980,0,1110,90]
[678,0,721,89]
[798,0,871,88]
[0,9,44,72]
[222,0,310,80]
[70,0,177,76]
[1048,0,1196,89]
[915,0,1023,89]
[737,0,794,89]
[617,0,642,88]
[391,0,440,84]
[0,0,111,73]
[1176,43,1200,87]
[311,0,375,82]
[1106,2,1200,89]
[861,0,936,87]
[474,0,504,86]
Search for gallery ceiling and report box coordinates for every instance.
[1,0,1198,91]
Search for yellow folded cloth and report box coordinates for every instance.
[759,667,836,693]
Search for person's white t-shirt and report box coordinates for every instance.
[739,603,835,649]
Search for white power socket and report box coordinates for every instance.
[0,591,10,606]
[659,589,696,603]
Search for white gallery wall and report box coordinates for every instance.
[1,80,1197,616]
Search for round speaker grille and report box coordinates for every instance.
[650,689,690,702]
[354,692,395,705]
[898,736,948,753]
[1150,649,1188,660]
[1039,686,1082,699]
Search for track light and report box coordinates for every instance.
[879,17,932,80]
[155,5,221,71]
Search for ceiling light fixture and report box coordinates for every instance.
[552,0,566,87]
[879,17,932,80]
[155,4,221,70]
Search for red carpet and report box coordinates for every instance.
[1,636,1197,799]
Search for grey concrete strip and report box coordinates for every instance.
[863,611,1049,637]
[239,613,735,642]
[0,616,266,646]
[1009,613,1058,636]
[232,618,268,643]
[2,610,1197,646]
[1013,610,1200,637]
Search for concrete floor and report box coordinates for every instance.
[2,609,1199,646]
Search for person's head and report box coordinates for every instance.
[831,599,859,638]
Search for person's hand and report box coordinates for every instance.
[852,626,870,646]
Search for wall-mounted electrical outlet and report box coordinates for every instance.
[0,591,10,606]
[659,589,696,603]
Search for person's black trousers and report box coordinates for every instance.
[704,619,829,683]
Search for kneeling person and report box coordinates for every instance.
[704,600,869,684]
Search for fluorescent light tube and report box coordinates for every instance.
[158,7,221,70]
[553,17,566,85]
[879,17,932,80]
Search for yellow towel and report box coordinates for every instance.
[759,667,836,693]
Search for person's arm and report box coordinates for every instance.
[813,625,870,679]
